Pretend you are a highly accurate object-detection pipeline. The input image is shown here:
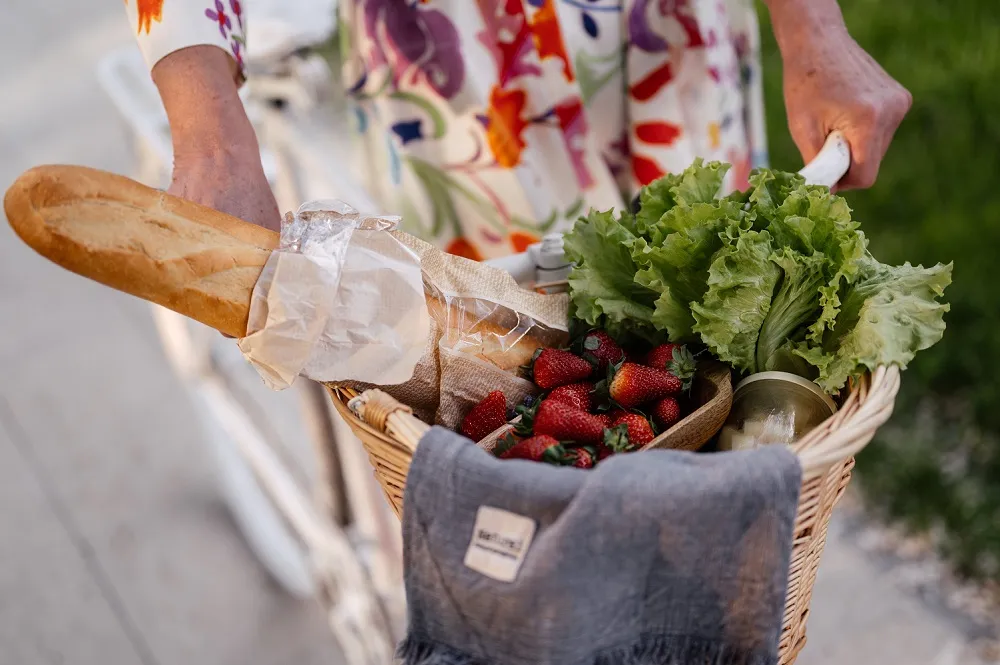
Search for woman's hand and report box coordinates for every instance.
[767,0,911,190]
[153,46,281,230]
[169,141,281,232]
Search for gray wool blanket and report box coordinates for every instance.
[399,427,803,665]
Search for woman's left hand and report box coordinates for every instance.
[771,2,911,191]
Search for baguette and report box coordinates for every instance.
[5,165,278,337]
[424,296,564,371]
[4,165,558,368]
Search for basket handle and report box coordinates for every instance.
[346,389,429,453]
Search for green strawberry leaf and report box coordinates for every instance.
[541,443,571,466]
[603,423,632,453]
[518,348,544,383]
[668,345,698,394]
[513,400,541,437]
[493,432,519,458]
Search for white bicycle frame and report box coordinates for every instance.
[97,41,405,665]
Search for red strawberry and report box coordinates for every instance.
[568,447,597,469]
[595,413,613,428]
[547,382,594,412]
[580,331,625,373]
[611,412,655,447]
[528,349,593,389]
[531,400,606,445]
[460,390,508,441]
[645,344,697,393]
[652,397,682,429]
[608,362,681,408]
[500,434,568,464]
[645,343,682,370]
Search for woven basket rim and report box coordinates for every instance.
[330,366,900,471]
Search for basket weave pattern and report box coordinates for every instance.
[327,366,900,665]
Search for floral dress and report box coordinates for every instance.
[124,0,768,260]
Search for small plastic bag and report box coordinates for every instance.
[238,200,429,390]
[239,200,571,429]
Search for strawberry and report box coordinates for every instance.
[579,331,625,373]
[530,400,606,445]
[645,343,682,370]
[652,396,682,429]
[645,344,697,393]
[611,412,655,447]
[568,447,597,469]
[500,434,568,464]
[547,382,594,412]
[608,362,682,408]
[460,390,509,441]
[595,413,613,429]
[526,349,593,389]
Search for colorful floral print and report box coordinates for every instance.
[130,0,165,35]
[205,0,232,39]
[485,86,530,168]
[126,0,767,260]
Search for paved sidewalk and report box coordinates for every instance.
[0,2,987,664]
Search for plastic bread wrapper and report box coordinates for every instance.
[357,232,571,427]
[238,200,429,390]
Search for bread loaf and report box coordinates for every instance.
[5,165,278,337]
[4,165,559,367]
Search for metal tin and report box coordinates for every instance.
[718,371,837,452]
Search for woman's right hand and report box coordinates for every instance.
[153,46,281,232]
[169,139,281,233]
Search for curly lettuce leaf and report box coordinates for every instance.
[690,227,781,373]
[563,160,952,394]
[632,203,748,341]
[764,184,868,343]
[756,249,828,372]
[565,209,658,338]
[635,159,731,238]
[795,256,953,392]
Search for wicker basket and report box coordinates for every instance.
[327,365,900,665]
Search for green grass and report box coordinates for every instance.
[758,0,1000,580]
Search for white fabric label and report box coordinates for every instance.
[463,506,536,583]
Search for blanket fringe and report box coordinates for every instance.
[398,633,775,665]
[397,636,485,665]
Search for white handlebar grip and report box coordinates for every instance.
[797,131,851,189]
[482,250,537,284]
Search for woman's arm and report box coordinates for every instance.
[122,1,280,229]
[762,0,911,190]
[152,46,280,230]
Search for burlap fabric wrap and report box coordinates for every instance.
[329,232,569,427]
